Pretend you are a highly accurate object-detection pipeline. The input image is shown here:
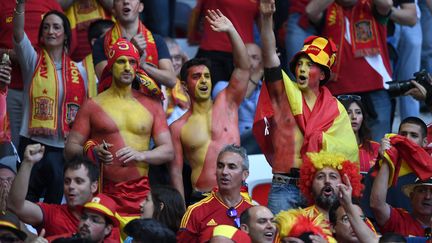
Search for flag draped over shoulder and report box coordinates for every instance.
[253,70,358,166]
[380,134,432,186]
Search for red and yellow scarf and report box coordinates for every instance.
[324,1,383,76]
[104,22,158,67]
[66,0,112,30]
[29,49,86,137]
[82,54,97,98]
[165,79,190,116]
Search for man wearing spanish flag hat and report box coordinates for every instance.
[65,39,174,217]
[254,0,358,215]
[48,193,121,242]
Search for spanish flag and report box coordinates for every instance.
[380,134,432,186]
[253,70,358,167]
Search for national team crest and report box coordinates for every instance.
[66,103,80,124]
[34,97,54,120]
[354,20,374,43]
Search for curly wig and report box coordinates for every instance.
[299,151,363,204]
[275,208,330,240]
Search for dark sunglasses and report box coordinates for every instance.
[337,94,361,101]
[226,207,240,228]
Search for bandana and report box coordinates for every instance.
[98,39,162,99]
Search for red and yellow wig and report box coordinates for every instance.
[299,151,363,204]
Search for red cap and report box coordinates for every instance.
[83,194,119,226]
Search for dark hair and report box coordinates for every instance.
[179,58,211,82]
[124,218,176,243]
[38,11,72,51]
[328,198,361,226]
[64,156,99,183]
[399,116,427,139]
[339,98,374,151]
[379,232,407,243]
[87,19,114,45]
[151,185,185,232]
[240,206,252,225]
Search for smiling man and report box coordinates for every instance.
[168,10,250,202]
[254,0,358,215]
[8,144,99,238]
[239,206,276,243]
[65,39,173,217]
[177,144,252,243]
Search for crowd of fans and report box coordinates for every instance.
[0,0,432,242]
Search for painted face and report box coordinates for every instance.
[140,193,155,219]
[79,210,111,242]
[347,102,363,133]
[410,185,432,217]
[216,152,248,193]
[112,55,138,85]
[245,206,276,243]
[41,14,66,49]
[113,0,143,24]
[64,165,97,208]
[186,65,212,101]
[311,167,341,210]
[332,205,365,243]
[295,56,323,91]
[399,123,427,147]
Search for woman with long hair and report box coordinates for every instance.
[338,95,380,174]
[139,185,186,232]
[13,1,87,204]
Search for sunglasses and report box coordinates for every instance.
[337,94,361,101]
[226,207,240,228]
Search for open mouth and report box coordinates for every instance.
[264,232,274,239]
[199,86,208,91]
[322,186,334,197]
[122,7,131,14]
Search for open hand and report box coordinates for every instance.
[205,9,234,33]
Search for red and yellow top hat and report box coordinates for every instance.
[289,36,337,85]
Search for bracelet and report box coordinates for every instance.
[14,8,24,15]
[249,79,258,85]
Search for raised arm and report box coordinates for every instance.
[370,138,392,226]
[259,0,279,68]
[305,0,334,25]
[373,0,393,18]
[205,9,250,104]
[339,174,379,243]
[168,123,185,200]
[13,0,26,43]
[8,144,44,226]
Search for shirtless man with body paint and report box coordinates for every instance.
[64,39,174,216]
[168,10,250,200]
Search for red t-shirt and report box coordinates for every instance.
[199,0,259,52]
[358,141,380,173]
[0,0,63,90]
[38,203,79,237]
[177,191,252,243]
[380,207,425,237]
